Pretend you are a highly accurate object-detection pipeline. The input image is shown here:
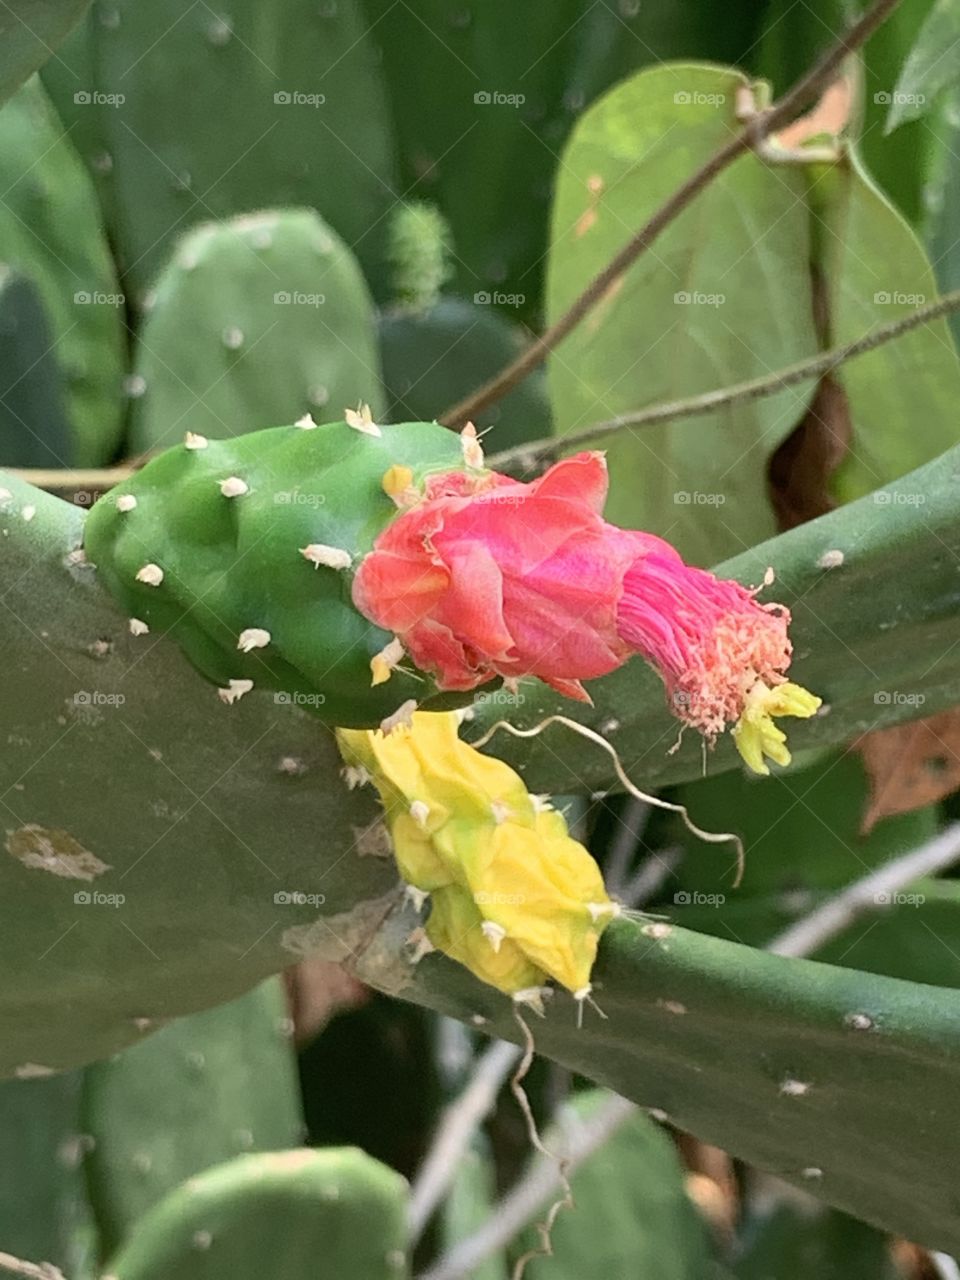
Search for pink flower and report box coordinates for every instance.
[352,451,819,767]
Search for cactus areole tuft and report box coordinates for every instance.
[86,418,818,767]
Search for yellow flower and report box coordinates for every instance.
[336,711,615,997]
[732,680,822,776]
[425,884,546,996]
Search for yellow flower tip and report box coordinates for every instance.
[733,680,823,776]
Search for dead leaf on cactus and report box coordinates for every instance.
[858,709,960,834]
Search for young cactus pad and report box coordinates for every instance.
[83,419,468,727]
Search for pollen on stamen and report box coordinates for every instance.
[490,801,511,825]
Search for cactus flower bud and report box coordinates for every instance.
[352,451,820,772]
[336,711,615,997]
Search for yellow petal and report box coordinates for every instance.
[733,680,822,776]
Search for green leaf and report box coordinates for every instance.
[545,63,820,564]
[809,146,960,503]
[889,0,960,129]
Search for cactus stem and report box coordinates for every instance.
[135,563,164,586]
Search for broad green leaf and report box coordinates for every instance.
[546,63,820,564]
[889,0,960,129]
[809,147,960,503]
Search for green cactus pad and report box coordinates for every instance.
[0,77,125,465]
[0,265,73,466]
[0,0,91,106]
[128,210,384,454]
[102,1148,409,1280]
[83,980,303,1256]
[84,419,468,727]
